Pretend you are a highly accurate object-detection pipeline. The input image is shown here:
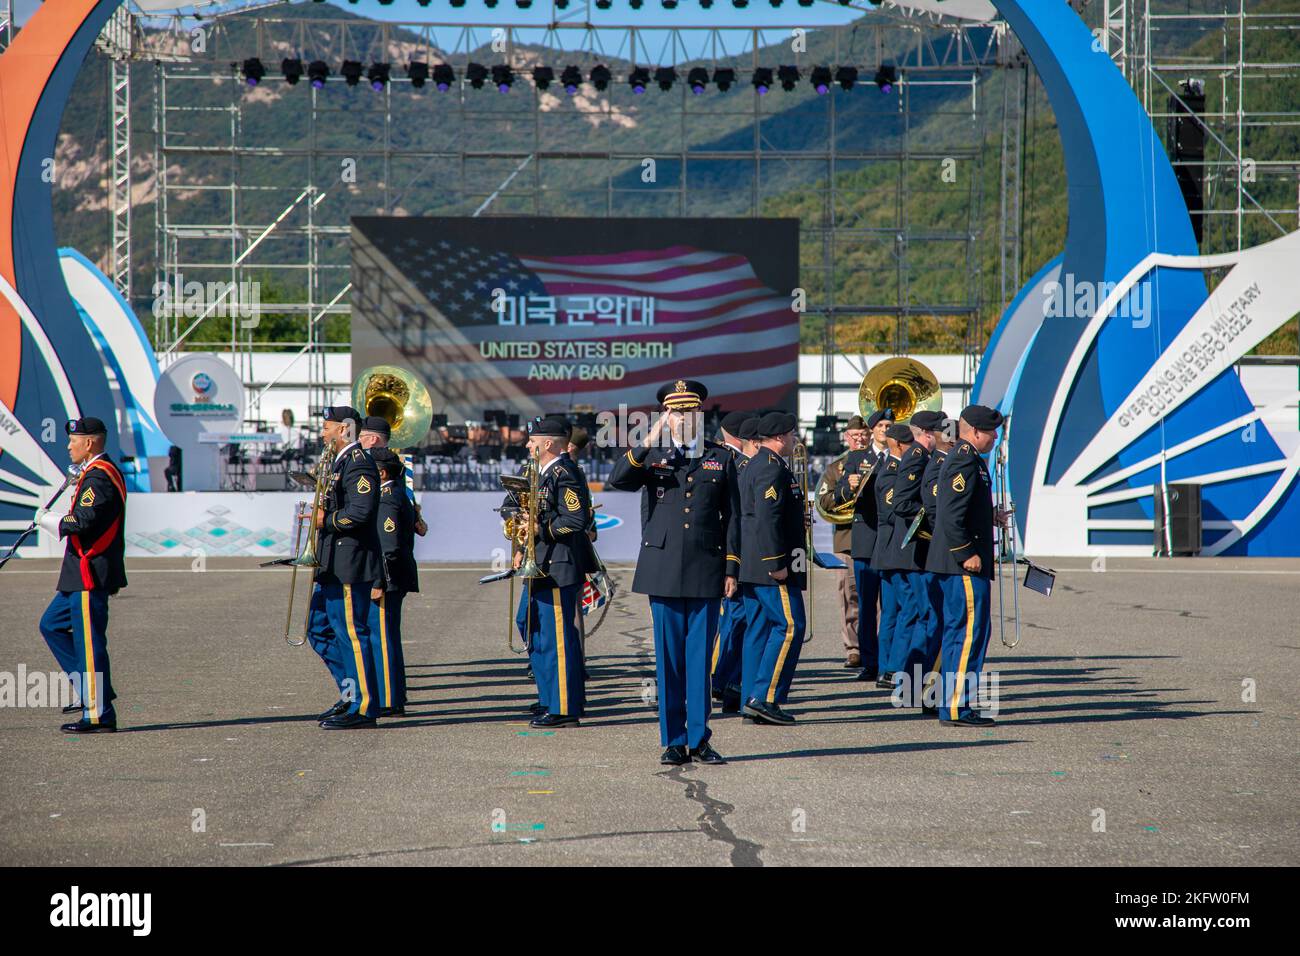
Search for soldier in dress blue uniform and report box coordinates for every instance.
[926,405,1006,726]
[510,415,596,729]
[608,382,738,765]
[367,448,418,718]
[34,418,127,734]
[737,411,807,726]
[836,408,892,682]
[870,423,914,690]
[709,410,757,717]
[902,411,953,711]
[309,406,384,729]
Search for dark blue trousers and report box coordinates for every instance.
[40,589,116,724]
[879,570,918,676]
[307,582,378,717]
[367,590,408,710]
[651,596,719,749]
[745,582,806,706]
[937,573,992,721]
[876,570,900,674]
[520,580,585,717]
[711,592,745,694]
[898,571,943,705]
[852,560,880,675]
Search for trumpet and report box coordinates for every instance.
[282,442,336,647]
[792,439,814,643]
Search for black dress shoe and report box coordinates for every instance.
[855,669,878,682]
[527,702,546,715]
[525,666,534,679]
[320,712,377,729]
[377,707,405,718]
[743,698,795,726]
[60,719,116,734]
[711,685,725,703]
[317,699,349,721]
[690,742,727,765]
[62,701,83,715]
[720,690,741,715]
[921,705,938,715]
[530,713,580,729]
[940,714,995,727]
[875,673,896,690]
[660,745,690,765]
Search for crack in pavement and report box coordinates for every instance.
[657,765,764,867]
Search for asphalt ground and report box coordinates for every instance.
[0,557,1296,867]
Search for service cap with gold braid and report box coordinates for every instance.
[657,379,708,411]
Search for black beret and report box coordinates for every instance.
[65,417,107,437]
[755,411,797,438]
[720,411,755,437]
[844,414,866,430]
[960,404,1005,431]
[528,415,571,438]
[910,410,947,431]
[361,416,391,439]
[866,408,895,429]
[322,405,362,427]
[886,423,915,443]
[369,447,400,467]
[657,379,708,410]
[737,417,760,441]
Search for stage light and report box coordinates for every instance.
[663,0,679,8]
[777,65,799,92]
[532,66,555,91]
[280,58,303,86]
[770,0,782,6]
[834,66,858,91]
[630,0,643,8]
[556,0,569,8]
[875,64,897,93]
[340,60,363,87]
[733,0,749,7]
[517,0,533,8]
[492,64,514,93]
[560,65,582,95]
[629,67,649,95]
[700,0,713,7]
[467,62,488,90]
[408,62,429,89]
[712,67,735,92]
[432,64,455,92]
[654,67,677,92]
[751,67,772,95]
[810,66,831,95]
[307,60,330,89]
[590,64,611,91]
[368,63,390,92]
[241,57,265,87]
[484,0,498,8]
[450,0,466,6]
[799,0,814,5]
[595,0,612,8]
[687,67,709,95]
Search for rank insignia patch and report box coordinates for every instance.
[952,473,967,493]
[79,488,95,507]
[357,476,371,495]
[383,517,396,533]
[564,488,581,512]
[885,488,894,505]
[764,485,777,501]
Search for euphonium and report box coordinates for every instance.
[283,442,336,647]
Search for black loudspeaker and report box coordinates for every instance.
[1153,483,1202,556]
[1166,79,1206,243]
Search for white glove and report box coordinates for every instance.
[36,509,64,537]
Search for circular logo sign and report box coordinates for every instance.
[191,372,215,399]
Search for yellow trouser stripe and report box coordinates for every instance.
[767,585,796,704]
[950,575,976,720]
[343,585,371,715]
[552,589,569,715]
[81,592,98,724]
[710,601,724,674]
[378,592,391,707]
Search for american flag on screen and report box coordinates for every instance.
[354,229,799,417]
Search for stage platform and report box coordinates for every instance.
[0,557,1295,867]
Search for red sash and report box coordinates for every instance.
[70,459,127,590]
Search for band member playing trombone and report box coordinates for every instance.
[738,411,806,726]
[609,382,738,765]
[927,405,1005,727]
[512,415,594,729]
[310,406,382,730]
[368,448,418,718]
[33,418,127,734]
